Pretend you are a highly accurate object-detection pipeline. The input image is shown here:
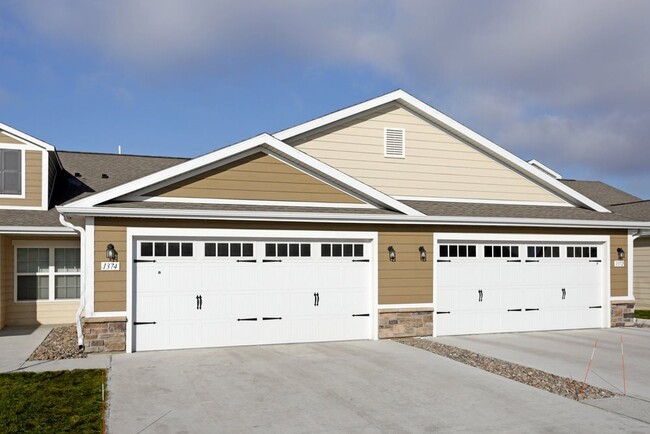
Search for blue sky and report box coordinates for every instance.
[1,1,650,199]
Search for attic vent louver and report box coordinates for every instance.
[384,128,405,158]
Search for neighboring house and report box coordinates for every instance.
[1,90,649,354]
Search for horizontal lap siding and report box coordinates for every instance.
[292,104,565,204]
[610,234,628,297]
[0,151,42,207]
[149,153,362,204]
[0,132,23,144]
[93,218,627,313]
[634,238,650,309]
[1,235,80,326]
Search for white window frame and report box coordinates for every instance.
[14,240,81,303]
[0,146,25,199]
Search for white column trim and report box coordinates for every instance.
[84,217,95,317]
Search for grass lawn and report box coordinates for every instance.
[636,310,650,320]
[0,369,105,433]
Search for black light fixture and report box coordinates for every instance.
[419,246,427,262]
[617,248,625,260]
[387,246,396,262]
[106,243,117,262]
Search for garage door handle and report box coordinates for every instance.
[134,259,156,263]
[133,321,157,325]
[507,309,522,312]
[562,288,566,300]
[478,289,483,302]
[237,317,258,321]
[196,295,203,310]
[352,313,370,317]
[525,260,539,263]
[262,317,282,321]
[436,311,451,314]
[314,292,320,306]
[589,306,602,309]
[237,259,257,263]
[262,259,282,263]
[525,308,539,311]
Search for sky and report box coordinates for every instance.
[1,0,649,199]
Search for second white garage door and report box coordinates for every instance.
[133,237,373,351]
[435,237,607,336]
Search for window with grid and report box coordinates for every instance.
[16,247,81,301]
[0,149,22,195]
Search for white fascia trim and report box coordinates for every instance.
[0,226,74,234]
[61,133,422,216]
[393,195,574,208]
[528,159,562,180]
[0,123,56,151]
[127,196,376,209]
[378,303,434,310]
[275,90,609,213]
[58,206,650,229]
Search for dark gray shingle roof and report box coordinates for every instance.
[610,201,650,222]
[560,180,641,208]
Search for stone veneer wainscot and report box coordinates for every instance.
[82,317,127,353]
[378,308,433,338]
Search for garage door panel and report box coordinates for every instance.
[133,237,373,351]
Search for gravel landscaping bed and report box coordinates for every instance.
[396,337,616,401]
[28,325,87,361]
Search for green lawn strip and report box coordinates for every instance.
[0,369,105,433]
[636,310,650,320]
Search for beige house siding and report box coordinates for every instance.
[0,132,23,144]
[290,104,566,204]
[1,235,80,326]
[634,237,650,310]
[0,150,43,207]
[610,234,628,297]
[149,153,362,204]
[94,218,625,312]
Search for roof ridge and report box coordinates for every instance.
[57,149,188,160]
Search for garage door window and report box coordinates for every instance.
[321,243,364,257]
[439,244,477,258]
[527,245,560,258]
[484,245,519,258]
[567,246,598,258]
[141,242,193,257]
[265,243,311,257]
[205,242,254,257]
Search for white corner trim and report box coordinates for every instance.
[528,159,562,180]
[60,133,423,217]
[274,90,609,213]
[393,195,574,208]
[85,217,95,318]
[0,123,56,151]
[129,196,376,209]
[41,150,48,209]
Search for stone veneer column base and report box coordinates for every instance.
[378,308,433,338]
[611,301,635,327]
[82,316,127,353]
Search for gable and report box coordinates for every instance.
[0,131,24,145]
[146,152,364,204]
[288,103,568,206]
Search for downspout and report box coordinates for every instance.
[59,214,86,351]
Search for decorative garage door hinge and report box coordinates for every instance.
[352,313,370,317]
[134,259,156,263]
[134,321,157,325]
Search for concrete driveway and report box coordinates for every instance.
[108,340,650,433]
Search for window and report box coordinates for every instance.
[484,245,519,258]
[266,243,311,257]
[384,128,405,158]
[567,246,598,258]
[321,243,364,258]
[204,242,253,258]
[141,241,194,257]
[16,246,80,301]
[527,245,560,258]
[0,149,22,195]
[439,244,477,258]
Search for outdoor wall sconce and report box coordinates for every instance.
[106,243,117,262]
[617,248,625,260]
[388,246,396,262]
[419,246,427,262]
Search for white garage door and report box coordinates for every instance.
[436,240,606,336]
[133,238,372,351]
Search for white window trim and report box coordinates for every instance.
[384,127,405,159]
[0,146,26,199]
[13,240,81,303]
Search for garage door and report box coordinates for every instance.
[133,238,372,351]
[436,240,605,336]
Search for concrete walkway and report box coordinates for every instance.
[107,340,650,433]
[0,325,111,373]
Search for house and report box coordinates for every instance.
[1,90,649,353]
